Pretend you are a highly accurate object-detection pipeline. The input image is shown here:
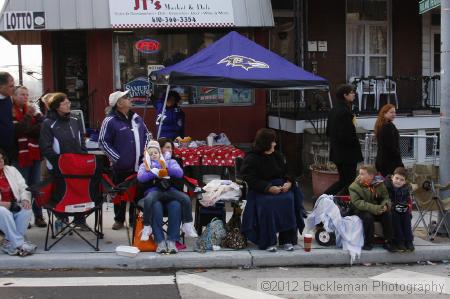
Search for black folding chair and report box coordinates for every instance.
[194,156,247,235]
[131,176,202,245]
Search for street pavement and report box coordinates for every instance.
[1,263,450,299]
[0,270,179,299]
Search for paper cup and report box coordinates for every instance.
[207,136,214,146]
[304,233,313,252]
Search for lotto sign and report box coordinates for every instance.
[4,11,46,31]
[109,0,235,28]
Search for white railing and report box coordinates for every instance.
[362,133,439,166]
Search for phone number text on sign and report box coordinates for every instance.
[152,16,196,23]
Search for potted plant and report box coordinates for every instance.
[309,143,339,197]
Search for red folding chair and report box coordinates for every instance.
[30,153,105,251]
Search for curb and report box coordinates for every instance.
[251,245,450,267]
[0,250,253,270]
[1,245,450,270]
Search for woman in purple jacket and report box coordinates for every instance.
[137,140,197,254]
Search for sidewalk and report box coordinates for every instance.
[2,197,450,270]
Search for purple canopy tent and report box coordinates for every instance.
[149,31,329,138]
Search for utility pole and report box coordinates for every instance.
[440,0,450,231]
[294,0,304,68]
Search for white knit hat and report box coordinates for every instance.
[108,90,130,107]
[146,140,162,157]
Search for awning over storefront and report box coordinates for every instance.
[0,0,274,34]
[419,0,441,14]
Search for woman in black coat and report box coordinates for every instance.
[374,104,404,177]
[240,128,305,251]
[324,84,363,195]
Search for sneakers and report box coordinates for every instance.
[140,225,152,241]
[34,217,47,228]
[181,222,198,238]
[1,241,37,257]
[18,242,37,256]
[112,221,124,230]
[74,218,90,231]
[1,242,19,256]
[395,244,407,253]
[405,242,415,252]
[166,240,178,254]
[156,241,168,254]
[266,246,277,252]
[282,243,294,251]
[383,242,395,252]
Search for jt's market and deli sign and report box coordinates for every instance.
[4,11,46,31]
[109,0,234,28]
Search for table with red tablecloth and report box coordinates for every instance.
[173,145,245,167]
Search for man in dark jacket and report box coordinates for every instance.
[99,90,148,230]
[0,72,15,162]
[324,84,363,195]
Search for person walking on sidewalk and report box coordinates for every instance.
[11,86,46,227]
[0,149,37,256]
[374,104,404,177]
[99,90,148,230]
[0,72,16,162]
[349,165,393,251]
[324,84,363,195]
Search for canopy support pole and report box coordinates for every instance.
[156,84,171,139]
[277,90,283,153]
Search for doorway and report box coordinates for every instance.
[53,31,89,127]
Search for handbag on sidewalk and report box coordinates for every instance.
[222,205,247,250]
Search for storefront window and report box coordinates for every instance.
[113,30,254,107]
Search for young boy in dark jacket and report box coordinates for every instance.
[385,167,414,252]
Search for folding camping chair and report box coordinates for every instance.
[102,172,138,244]
[411,164,450,241]
[131,175,203,245]
[31,153,105,251]
[194,156,247,235]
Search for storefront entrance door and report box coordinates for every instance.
[53,31,89,127]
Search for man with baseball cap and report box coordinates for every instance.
[99,90,149,230]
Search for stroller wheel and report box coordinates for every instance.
[315,227,336,247]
